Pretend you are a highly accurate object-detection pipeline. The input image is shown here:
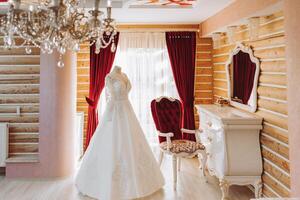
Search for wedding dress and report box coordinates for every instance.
[75,67,165,200]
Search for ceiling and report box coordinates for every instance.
[102,0,235,24]
[0,0,235,24]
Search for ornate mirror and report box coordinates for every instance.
[225,43,260,113]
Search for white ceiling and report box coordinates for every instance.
[0,0,235,24]
[110,0,235,24]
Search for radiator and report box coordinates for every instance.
[75,112,84,162]
[0,123,8,167]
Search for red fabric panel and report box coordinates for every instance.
[85,33,119,149]
[233,51,257,104]
[165,32,196,141]
[151,98,183,143]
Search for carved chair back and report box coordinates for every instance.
[151,97,183,143]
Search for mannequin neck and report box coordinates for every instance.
[112,66,122,74]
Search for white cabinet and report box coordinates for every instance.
[196,105,263,200]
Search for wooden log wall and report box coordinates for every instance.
[210,11,290,197]
[77,43,90,150]
[0,37,40,162]
[194,35,213,128]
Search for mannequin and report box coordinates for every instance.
[109,65,128,83]
[111,65,122,74]
[76,63,165,200]
[105,66,131,99]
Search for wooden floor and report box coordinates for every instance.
[0,157,254,200]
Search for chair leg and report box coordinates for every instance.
[158,151,164,166]
[172,155,177,190]
[177,157,181,172]
[198,151,207,181]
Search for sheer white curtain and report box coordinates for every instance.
[99,32,178,146]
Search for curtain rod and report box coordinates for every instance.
[116,24,200,32]
[118,29,200,33]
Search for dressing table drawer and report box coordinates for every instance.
[199,111,222,130]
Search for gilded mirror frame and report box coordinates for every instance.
[225,43,260,113]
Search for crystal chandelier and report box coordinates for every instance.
[0,0,117,67]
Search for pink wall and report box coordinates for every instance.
[200,0,281,36]
[6,51,77,178]
[284,0,300,197]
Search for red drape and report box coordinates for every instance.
[85,33,119,149]
[233,51,257,104]
[165,32,196,141]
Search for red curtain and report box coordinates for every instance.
[233,51,257,104]
[85,33,119,149]
[165,32,196,141]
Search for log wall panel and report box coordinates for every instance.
[263,161,290,188]
[0,42,40,158]
[258,99,287,115]
[194,36,213,128]
[77,43,90,149]
[258,86,287,101]
[0,105,39,113]
[259,74,286,86]
[9,133,39,143]
[0,48,40,55]
[263,123,289,145]
[0,56,40,65]
[0,84,39,94]
[262,173,289,197]
[213,64,225,71]
[262,147,290,174]
[0,65,40,74]
[194,84,212,91]
[0,95,39,104]
[0,114,39,123]
[260,60,286,73]
[210,11,290,197]
[9,123,39,133]
[261,135,289,160]
[9,143,38,154]
[263,185,279,198]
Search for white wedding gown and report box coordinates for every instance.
[75,72,165,200]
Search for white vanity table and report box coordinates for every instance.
[196,104,263,200]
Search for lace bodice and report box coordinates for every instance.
[105,73,131,101]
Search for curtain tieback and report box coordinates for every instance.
[86,97,97,109]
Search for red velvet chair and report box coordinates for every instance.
[151,96,207,190]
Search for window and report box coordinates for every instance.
[99,32,178,146]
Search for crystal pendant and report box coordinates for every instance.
[57,60,65,68]
[57,54,65,68]
[73,43,80,52]
[48,48,53,54]
[25,47,32,54]
[41,41,51,53]
[4,35,14,48]
[59,46,66,54]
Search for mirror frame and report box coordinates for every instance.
[225,43,260,113]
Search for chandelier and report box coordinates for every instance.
[0,0,117,67]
